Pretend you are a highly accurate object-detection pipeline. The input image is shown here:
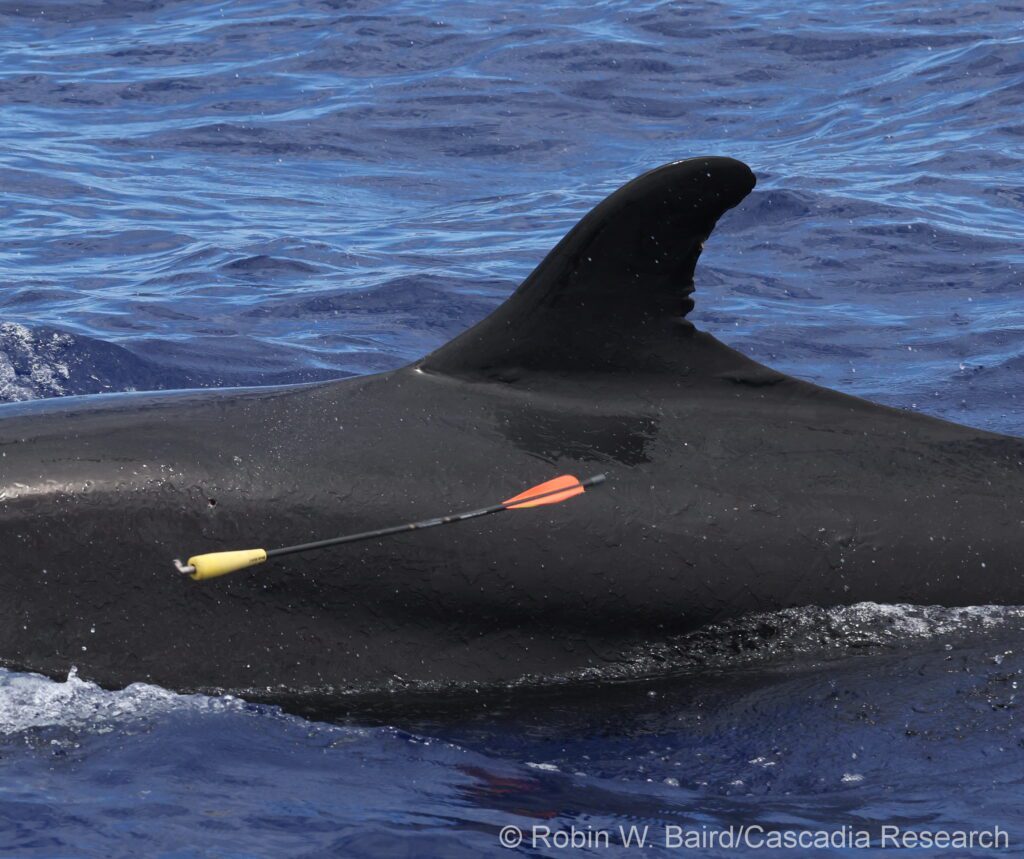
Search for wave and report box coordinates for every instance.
[0,321,349,402]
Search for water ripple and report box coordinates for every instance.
[0,0,1021,432]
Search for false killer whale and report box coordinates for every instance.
[2,156,1022,701]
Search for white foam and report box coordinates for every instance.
[0,322,73,402]
[525,602,1024,690]
[4,605,1023,715]
[812,602,1022,640]
[0,667,245,736]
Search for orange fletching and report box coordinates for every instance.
[503,474,584,509]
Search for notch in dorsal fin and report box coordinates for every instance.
[420,156,755,380]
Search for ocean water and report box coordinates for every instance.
[1,0,1023,856]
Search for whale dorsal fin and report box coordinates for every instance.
[420,157,756,381]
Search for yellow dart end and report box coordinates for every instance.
[185,548,267,581]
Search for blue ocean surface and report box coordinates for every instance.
[1,0,1023,856]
